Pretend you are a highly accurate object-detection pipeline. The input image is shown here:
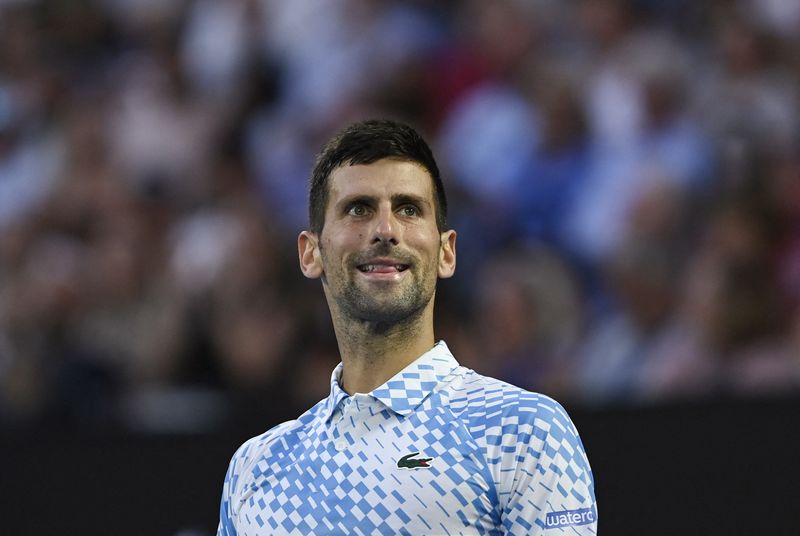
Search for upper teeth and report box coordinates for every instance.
[361,265,405,272]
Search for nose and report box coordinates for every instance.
[372,205,399,245]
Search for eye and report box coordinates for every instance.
[399,205,419,217]
[347,204,368,216]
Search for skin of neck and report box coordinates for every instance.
[325,289,438,395]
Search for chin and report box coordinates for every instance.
[346,295,429,325]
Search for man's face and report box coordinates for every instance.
[299,158,456,325]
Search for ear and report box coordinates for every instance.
[298,231,324,279]
[438,229,457,279]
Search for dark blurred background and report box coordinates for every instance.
[0,0,798,534]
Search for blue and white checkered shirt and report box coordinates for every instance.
[218,341,597,535]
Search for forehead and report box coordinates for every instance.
[327,158,434,203]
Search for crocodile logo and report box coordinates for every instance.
[397,452,433,469]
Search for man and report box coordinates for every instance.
[217,119,597,535]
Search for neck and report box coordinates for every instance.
[330,305,436,395]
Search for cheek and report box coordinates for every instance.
[321,231,359,263]
[413,227,442,251]
[410,239,443,268]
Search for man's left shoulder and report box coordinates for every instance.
[456,370,573,424]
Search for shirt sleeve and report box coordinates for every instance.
[217,449,241,536]
[216,421,295,535]
[498,396,597,535]
[218,433,264,536]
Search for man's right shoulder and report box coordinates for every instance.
[231,419,299,462]
[227,399,327,469]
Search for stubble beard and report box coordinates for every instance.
[339,273,432,327]
[322,247,437,330]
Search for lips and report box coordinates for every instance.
[357,262,409,273]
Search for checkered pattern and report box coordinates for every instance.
[218,342,597,535]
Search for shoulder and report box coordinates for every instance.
[223,419,298,489]
[443,369,587,465]
[446,371,595,514]
[224,399,327,488]
[448,368,573,430]
[230,419,301,464]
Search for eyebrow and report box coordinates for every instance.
[336,193,432,210]
[391,193,431,208]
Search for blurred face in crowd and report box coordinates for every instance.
[299,158,456,326]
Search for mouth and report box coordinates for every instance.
[357,263,410,274]
[355,258,411,279]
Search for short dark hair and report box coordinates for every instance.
[308,119,447,234]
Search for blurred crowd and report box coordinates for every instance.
[1,0,799,431]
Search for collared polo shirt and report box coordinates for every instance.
[218,341,597,535]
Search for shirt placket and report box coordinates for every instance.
[331,394,374,452]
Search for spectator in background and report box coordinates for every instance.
[570,185,690,403]
[698,10,798,157]
[564,19,713,270]
[470,244,583,398]
[701,192,798,396]
[633,154,799,401]
[512,66,591,256]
